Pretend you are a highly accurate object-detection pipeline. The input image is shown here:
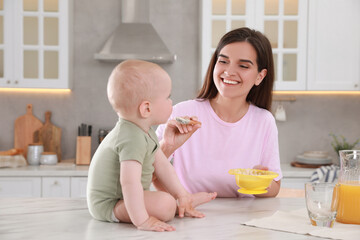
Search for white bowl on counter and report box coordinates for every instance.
[40,152,58,165]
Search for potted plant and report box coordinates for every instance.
[330,133,360,165]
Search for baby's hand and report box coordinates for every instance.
[137,216,175,232]
[177,195,205,218]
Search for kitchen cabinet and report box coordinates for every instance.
[0,0,72,89]
[201,0,307,90]
[0,164,88,198]
[0,176,87,198]
[307,0,360,90]
[70,177,88,198]
[0,177,41,197]
[42,177,70,197]
[201,0,360,91]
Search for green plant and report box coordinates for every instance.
[330,133,360,156]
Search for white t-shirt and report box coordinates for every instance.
[156,99,282,197]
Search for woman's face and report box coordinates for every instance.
[213,41,267,100]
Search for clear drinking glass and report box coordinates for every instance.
[305,182,339,227]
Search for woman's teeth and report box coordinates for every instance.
[223,79,238,85]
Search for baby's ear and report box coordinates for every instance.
[139,100,151,118]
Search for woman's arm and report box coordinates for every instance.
[256,180,281,198]
[252,164,281,198]
[159,117,201,158]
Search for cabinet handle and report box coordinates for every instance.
[6,80,10,84]
[355,84,358,88]
[53,181,58,185]
[14,80,19,84]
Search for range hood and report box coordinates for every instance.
[94,0,176,63]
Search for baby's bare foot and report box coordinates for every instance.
[192,192,217,208]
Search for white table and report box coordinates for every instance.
[0,197,327,240]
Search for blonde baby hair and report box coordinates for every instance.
[107,59,163,115]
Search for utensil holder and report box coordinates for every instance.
[76,136,91,165]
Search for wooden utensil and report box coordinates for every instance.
[14,104,43,158]
[33,111,62,162]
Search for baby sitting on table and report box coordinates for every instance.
[87,59,216,232]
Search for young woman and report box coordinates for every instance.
[155,27,282,198]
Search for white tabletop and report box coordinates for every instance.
[0,197,327,240]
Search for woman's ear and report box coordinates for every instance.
[255,69,267,86]
[139,100,151,118]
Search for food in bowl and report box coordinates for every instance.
[228,168,279,194]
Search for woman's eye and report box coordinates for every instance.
[218,59,227,64]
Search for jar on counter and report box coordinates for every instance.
[27,144,44,165]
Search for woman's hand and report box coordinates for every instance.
[253,165,269,171]
[160,116,201,158]
[137,216,176,232]
[252,165,281,198]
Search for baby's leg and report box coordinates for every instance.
[191,192,217,208]
[113,191,177,223]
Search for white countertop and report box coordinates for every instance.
[0,163,89,177]
[0,197,327,240]
[0,162,315,178]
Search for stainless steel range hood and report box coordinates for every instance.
[94,0,176,63]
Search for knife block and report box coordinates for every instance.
[76,136,91,165]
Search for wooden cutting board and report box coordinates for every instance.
[14,104,43,158]
[33,111,62,161]
[291,161,332,168]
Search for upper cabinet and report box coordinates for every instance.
[0,0,72,89]
[307,0,360,90]
[201,0,360,91]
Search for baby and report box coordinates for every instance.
[87,59,216,232]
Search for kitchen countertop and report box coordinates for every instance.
[0,197,327,240]
[0,163,315,178]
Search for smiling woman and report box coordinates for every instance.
[155,27,282,199]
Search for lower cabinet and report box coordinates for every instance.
[70,177,88,198]
[0,177,88,198]
[0,177,41,197]
[42,177,71,197]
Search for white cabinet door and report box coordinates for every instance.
[307,0,360,90]
[201,0,308,90]
[0,177,41,197]
[42,177,70,197]
[0,0,72,89]
[70,177,87,198]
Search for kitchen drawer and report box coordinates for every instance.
[70,177,87,198]
[0,177,41,197]
[42,177,70,197]
[281,178,310,189]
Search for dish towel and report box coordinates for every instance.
[310,165,340,183]
[242,208,360,240]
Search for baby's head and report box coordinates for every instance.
[107,59,172,123]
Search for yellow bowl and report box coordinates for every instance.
[228,168,279,194]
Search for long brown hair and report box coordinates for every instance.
[197,27,274,111]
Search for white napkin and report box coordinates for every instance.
[242,208,360,240]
